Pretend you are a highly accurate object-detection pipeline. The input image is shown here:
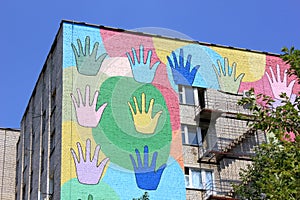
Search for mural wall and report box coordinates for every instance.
[61,22,299,199]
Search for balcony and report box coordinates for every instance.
[195,88,252,119]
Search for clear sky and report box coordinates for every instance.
[0,0,299,128]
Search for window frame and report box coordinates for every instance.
[184,167,214,190]
[181,124,202,146]
[178,85,199,106]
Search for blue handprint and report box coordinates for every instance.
[126,45,160,83]
[129,145,166,190]
[167,49,200,86]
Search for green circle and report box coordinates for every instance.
[92,76,172,170]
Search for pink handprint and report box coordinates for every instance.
[71,85,107,127]
[71,139,110,185]
[266,64,296,99]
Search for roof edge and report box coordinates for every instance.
[61,19,280,56]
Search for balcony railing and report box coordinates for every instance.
[195,88,252,118]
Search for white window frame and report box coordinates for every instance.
[181,124,202,146]
[185,168,214,190]
[178,85,199,106]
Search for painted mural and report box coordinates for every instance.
[61,22,299,199]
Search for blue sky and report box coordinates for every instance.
[0,0,299,128]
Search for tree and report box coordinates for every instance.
[281,46,300,83]
[233,47,300,200]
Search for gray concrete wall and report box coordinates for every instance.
[181,88,264,199]
[16,26,63,200]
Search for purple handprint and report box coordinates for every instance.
[71,139,110,185]
[130,145,166,190]
[71,85,107,128]
[167,49,200,86]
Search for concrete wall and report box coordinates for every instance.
[16,26,63,200]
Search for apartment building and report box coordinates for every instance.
[0,128,20,199]
[16,20,299,200]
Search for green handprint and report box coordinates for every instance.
[71,36,108,76]
[213,57,245,94]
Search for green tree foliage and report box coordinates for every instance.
[234,47,300,200]
[281,46,300,83]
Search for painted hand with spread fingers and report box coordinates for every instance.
[130,145,166,190]
[71,139,109,185]
[213,57,245,94]
[126,45,160,83]
[71,85,107,128]
[71,36,107,76]
[266,64,296,99]
[128,93,162,134]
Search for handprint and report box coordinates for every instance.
[271,94,297,109]
[126,45,160,83]
[130,145,166,190]
[71,36,108,76]
[128,93,162,134]
[167,49,200,86]
[71,85,107,128]
[266,64,296,99]
[71,139,109,185]
[213,57,245,94]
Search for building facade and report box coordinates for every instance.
[0,128,20,199]
[16,20,300,200]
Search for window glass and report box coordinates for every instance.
[49,176,54,194]
[191,169,202,189]
[185,168,213,190]
[178,85,183,104]
[188,126,198,145]
[198,88,206,108]
[185,86,195,105]
[205,171,213,190]
[181,126,186,144]
[184,175,190,187]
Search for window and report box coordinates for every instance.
[50,129,55,154]
[30,170,33,192]
[198,88,206,109]
[31,131,35,151]
[49,174,54,195]
[179,85,196,105]
[22,184,26,200]
[185,167,213,190]
[181,125,201,146]
[42,110,47,134]
[51,88,56,114]
[41,149,44,172]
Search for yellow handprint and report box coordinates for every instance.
[128,93,162,134]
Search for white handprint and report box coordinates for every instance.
[266,64,296,99]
